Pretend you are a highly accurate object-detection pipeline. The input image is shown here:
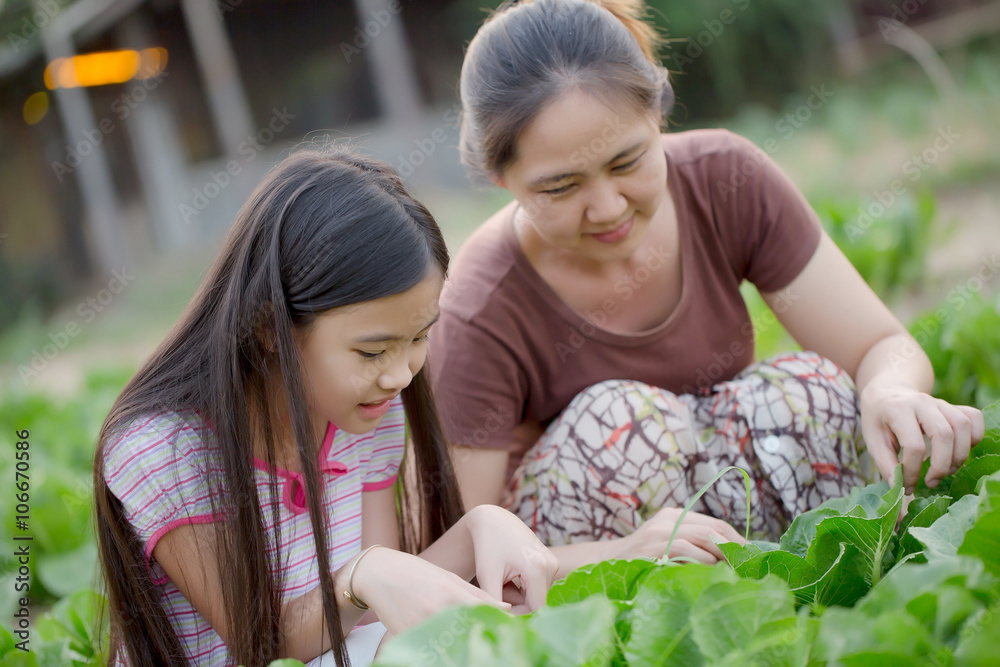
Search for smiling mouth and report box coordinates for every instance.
[590,215,634,243]
[360,394,396,406]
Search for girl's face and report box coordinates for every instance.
[499,88,667,264]
[295,270,443,435]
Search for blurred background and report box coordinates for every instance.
[1,0,999,659]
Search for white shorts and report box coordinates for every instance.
[308,622,389,667]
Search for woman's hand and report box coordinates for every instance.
[464,504,560,614]
[350,547,510,635]
[624,507,745,564]
[860,382,984,494]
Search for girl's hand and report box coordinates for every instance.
[351,547,510,635]
[464,505,560,614]
[860,383,985,494]
[624,507,746,564]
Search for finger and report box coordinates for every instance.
[473,566,504,604]
[667,539,719,565]
[916,403,955,488]
[884,411,926,492]
[864,422,904,487]
[501,581,526,607]
[957,405,985,445]
[941,403,973,473]
[463,581,511,609]
[521,563,552,611]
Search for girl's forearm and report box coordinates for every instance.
[277,560,371,662]
[854,332,934,398]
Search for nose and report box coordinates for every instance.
[377,343,418,392]
[585,178,628,225]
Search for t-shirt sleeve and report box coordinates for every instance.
[360,396,406,491]
[713,131,822,293]
[427,309,525,451]
[103,411,221,570]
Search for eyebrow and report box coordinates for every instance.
[353,315,439,344]
[529,140,647,188]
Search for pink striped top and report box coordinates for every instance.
[103,397,406,666]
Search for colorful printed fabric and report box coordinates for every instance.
[502,352,874,543]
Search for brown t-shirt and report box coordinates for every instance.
[428,129,822,480]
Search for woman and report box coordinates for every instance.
[426,0,984,577]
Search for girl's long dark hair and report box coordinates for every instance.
[93,148,464,666]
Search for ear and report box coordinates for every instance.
[490,173,507,189]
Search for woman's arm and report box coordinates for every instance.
[762,232,984,493]
[450,444,743,578]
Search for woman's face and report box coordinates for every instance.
[500,88,667,264]
[294,270,442,436]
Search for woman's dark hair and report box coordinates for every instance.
[93,148,464,666]
[459,0,673,179]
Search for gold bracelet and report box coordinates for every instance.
[343,544,382,610]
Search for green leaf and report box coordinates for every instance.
[528,597,616,667]
[858,556,997,645]
[0,649,39,666]
[897,496,952,562]
[0,627,14,656]
[32,591,107,663]
[949,455,1000,499]
[954,600,1000,666]
[373,605,518,667]
[37,543,98,599]
[909,494,981,560]
[547,558,657,607]
[689,576,797,661]
[624,563,732,667]
[957,507,1000,577]
[264,661,307,667]
[816,607,945,665]
[802,473,904,596]
[779,479,892,557]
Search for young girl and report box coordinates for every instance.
[93,148,558,666]
[427,0,984,573]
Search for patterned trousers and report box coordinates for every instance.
[501,352,874,543]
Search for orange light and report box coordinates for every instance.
[136,48,168,79]
[44,48,168,89]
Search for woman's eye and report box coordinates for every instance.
[542,184,573,196]
[613,155,642,172]
[359,350,385,360]
[414,333,430,343]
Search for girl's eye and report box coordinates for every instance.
[359,350,385,360]
[414,333,430,343]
